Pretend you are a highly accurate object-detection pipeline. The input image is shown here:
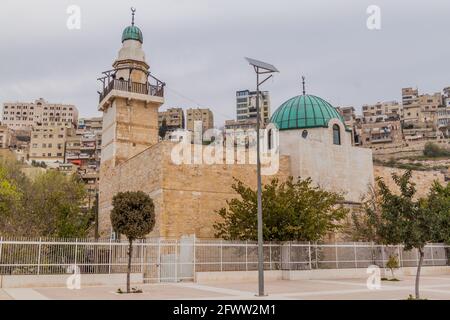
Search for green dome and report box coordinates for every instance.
[122,25,143,43]
[270,94,345,130]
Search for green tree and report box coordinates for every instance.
[353,171,445,299]
[0,160,92,238]
[25,171,90,238]
[0,166,23,233]
[214,177,348,241]
[111,191,155,293]
[426,182,450,244]
[386,255,400,280]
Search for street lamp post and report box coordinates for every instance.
[245,57,279,297]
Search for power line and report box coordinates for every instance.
[164,85,236,123]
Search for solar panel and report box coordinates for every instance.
[245,57,279,72]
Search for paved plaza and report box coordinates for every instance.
[1,275,450,300]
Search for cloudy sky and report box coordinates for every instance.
[1,0,449,126]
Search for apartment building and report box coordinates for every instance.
[1,98,78,130]
[417,93,442,123]
[224,118,258,131]
[78,117,103,133]
[0,125,11,149]
[360,120,403,147]
[236,90,271,124]
[29,125,69,163]
[186,108,214,132]
[362,101,402,123]
[158,108,185,132]
[66,118,102,169]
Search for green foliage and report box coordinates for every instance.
[352,170,450,299]
[0,159,91,238]
[111,191,155,241]
[424,182,450,244]
[423,142,450,158]
[386,255,400,280]
[214,177,348,242]
[111,191,155,294]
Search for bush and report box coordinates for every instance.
[423,142,450,158]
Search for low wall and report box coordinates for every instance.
[0,273,144,289]
[196,266,450,283]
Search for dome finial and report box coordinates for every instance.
[302,75,306,95]
[131,7,136,26]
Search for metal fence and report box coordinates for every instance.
[0,237,449,283]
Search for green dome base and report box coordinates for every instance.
[270,94,346,130]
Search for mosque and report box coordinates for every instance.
[97,12,374,238]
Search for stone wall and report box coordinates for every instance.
[373,165,446,198]
[99,141,291,238]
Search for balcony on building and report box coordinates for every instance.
[98,70,165,110]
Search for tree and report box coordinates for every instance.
[426,181,450,244]
[214,177,348,241]
[0,160,92,238]
[159,118,168,140]
[110,191,155,293]
[386,255,399,280]
[353,171,445,299]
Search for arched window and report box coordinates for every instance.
[268,129,273,150]
[333,124,341,145]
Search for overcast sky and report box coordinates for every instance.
[1,0,450,126]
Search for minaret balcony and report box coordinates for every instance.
[99,79,164,102]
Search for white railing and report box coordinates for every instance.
[0,237,448,283]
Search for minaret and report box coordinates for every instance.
[98,8,165,171]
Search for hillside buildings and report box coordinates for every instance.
[1,98,78,130]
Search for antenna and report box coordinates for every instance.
[131,7,136,26]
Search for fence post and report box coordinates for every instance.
[175,240,178,283]
[430,244,435,267]
[157,238,161,283]
[288,242,291,270]
[335,243,339,269]
[398,246,403,268]
[0,237,3,267]
[108,238,112,274]
[220,240,223,272]
[308,242,312,270]
[74,238,78,267]
[315,242,319,269]
[140,240,145,273]
[353,243,358,268]
[245,241,248,271]
[37,238,42,275]
[193,235,196,282]
[269,243,272,271]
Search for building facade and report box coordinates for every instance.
[2,98,78,131]
[29,125,68,163]
[158,108,185,133]
[236,90,271,124]
[186,108,214,132]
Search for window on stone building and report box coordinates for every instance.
[333,124,341,145]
